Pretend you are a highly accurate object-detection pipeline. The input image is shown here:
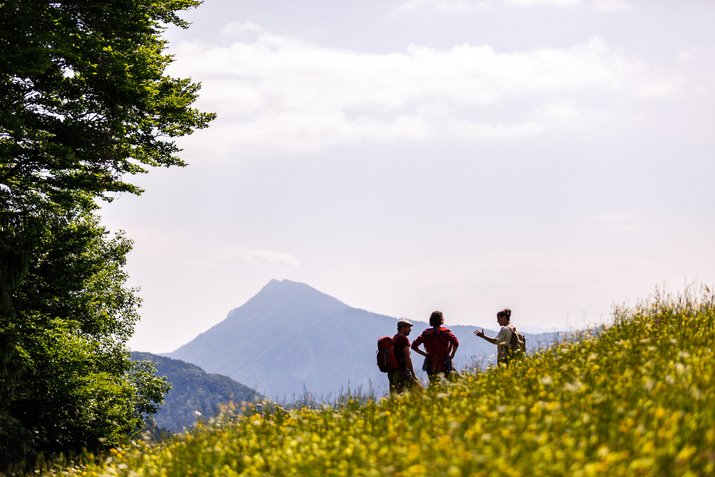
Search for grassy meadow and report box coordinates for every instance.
[41,288,715,476]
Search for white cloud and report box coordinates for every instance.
[399,0,492,12]
[400,0,629,12]
[190,246,300,268]
[170,27,674,156]
[591,0,630,11]
[541,103,586,124]
[678,49,696,62]
[505,0,629,11]
[504,0,580,7]
[448,119,546,140]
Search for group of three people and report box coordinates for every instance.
[388,308,518,394]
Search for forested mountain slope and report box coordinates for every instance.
[131,353,261,432]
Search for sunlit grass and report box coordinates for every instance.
[42,287,715,476]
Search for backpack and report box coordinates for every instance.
[376,336,400,372]
[509,325,526,357]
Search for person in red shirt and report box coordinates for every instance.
[388,319,421,394]
[411,311,459,383]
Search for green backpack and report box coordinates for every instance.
[509,325,526,357]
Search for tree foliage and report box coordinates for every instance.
[0,0,214,203]
[5,211,170,462]
[0,0,214,465]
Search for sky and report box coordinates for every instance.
[101,0,715,353]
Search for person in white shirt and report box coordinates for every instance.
[474,308,515,366]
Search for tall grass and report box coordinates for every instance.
[38,287,715,476]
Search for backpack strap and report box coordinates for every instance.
[428,326,452,349]
[508,325,517,346]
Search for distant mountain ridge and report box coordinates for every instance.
[169,279,561,401]
[131,352,262,432]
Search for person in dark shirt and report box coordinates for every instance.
[411,311,459,383]
[388,319,421,394]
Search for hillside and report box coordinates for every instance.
[131,352,262,432]
[169,279,560,401]
[53,288,715,476]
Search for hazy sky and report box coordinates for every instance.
[101,0,715,353]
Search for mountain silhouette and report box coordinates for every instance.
[169,279,559,401]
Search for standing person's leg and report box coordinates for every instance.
[446,369,460,381]
[427,372,442,385]
[388,370,399,394]
[396,370,411,393]
[388,369,409,394]
[445,357,459,381]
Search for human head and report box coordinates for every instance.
[496,308,511,325]
[397,319,413,334]
[429,311,444,327]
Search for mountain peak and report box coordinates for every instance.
[242,279,349,314]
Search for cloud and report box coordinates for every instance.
[189,246,300,268]
[220,21,262,38]
[505,0,629,11]
[400,0,629,12]
[399,0,492,12]
[170,26,674,156]
[590,0,630,11]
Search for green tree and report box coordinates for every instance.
[6,211,170,462]
[0,0,213,202]
[0,0,214,464]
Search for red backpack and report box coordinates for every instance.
[376,336,400,372]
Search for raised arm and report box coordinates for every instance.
[474,328,498,345]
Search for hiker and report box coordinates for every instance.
[474,308,523,366]
[389,319,421,394]
[411,311,459,383]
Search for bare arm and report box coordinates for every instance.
[403,347,417,376]
[474,329,498,345]
[448,332,459,359]
[411,340,428,358]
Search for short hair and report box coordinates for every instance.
[429,311,444,327]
